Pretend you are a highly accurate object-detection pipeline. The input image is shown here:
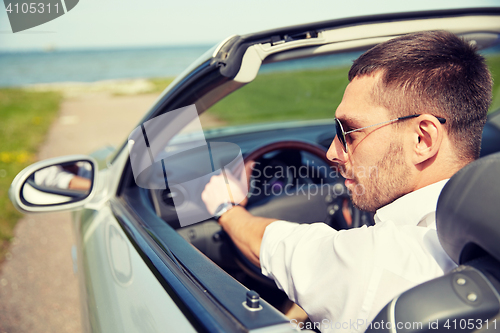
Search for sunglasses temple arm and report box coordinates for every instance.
[399,114,446,124]
[345,118,402,134]
[342,114,445,137]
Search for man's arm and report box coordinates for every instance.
[218,206,275,267]
[68,175,92,191]
[201,173,276,267]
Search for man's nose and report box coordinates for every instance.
[326,135,347,164]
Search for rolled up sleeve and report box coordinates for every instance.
[259,220,376,329]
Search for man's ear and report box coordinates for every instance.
[411,115,444,166]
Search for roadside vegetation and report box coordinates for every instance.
[487,54,500,112]
[0,88,61,261]
[208,66,350,125]
[149,77,175,93]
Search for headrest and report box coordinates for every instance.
[437,152,500,264]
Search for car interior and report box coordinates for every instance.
[115,13,500,329]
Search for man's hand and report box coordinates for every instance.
[201,171,276,267]
[201,171,248,215]
[68,175,92,191]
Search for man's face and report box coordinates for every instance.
[327,74,413,212]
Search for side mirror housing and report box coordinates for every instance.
[9,155,98,213]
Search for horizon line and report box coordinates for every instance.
[0,42,220,54]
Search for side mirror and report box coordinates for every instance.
[9,155,98,213]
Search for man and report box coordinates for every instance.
[202,31,492,332]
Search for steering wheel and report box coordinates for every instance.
[234,140,359,229]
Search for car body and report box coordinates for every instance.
[9,7,500,333]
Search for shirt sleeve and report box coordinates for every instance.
[34,166,74,189]
[260,219,456,332]
[260,220,376,325]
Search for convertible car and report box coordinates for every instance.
[9,7,500,333]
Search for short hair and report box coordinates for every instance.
[348,30,493,161]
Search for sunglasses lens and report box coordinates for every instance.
[335,118,347,152]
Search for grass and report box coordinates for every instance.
[0,88,62,261]
[486,54,500,112]
[149,77,175,93]
[208,66,350,125]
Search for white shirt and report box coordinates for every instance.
[260,180,456,333]
[34,165,75,189]
[34,163,92,189]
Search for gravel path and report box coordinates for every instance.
[0,92,160,333]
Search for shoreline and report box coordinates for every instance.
[20,77,175,97]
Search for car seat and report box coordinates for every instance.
[480,110,500,157]
[366,152,500,333]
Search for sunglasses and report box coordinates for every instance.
[335,114,446,153]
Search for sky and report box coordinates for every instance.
[1,0,499,51]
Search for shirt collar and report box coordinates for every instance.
[374,179,449,226]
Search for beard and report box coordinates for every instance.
[341,141,411,213]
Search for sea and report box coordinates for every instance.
[0,44,366,88]
[0,45,215,87]
[2,43,498,88]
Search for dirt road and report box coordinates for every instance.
[0,92,158,333]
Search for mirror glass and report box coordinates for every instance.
[21,161,94,206]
